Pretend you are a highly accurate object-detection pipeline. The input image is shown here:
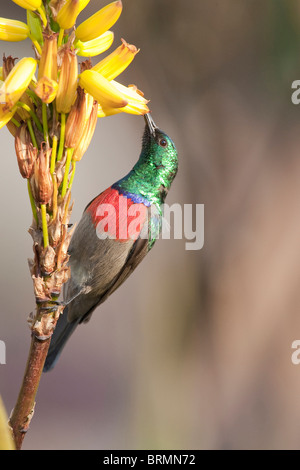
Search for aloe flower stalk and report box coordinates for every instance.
[1,0,149,450]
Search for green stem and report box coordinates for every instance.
[42,102,48,143]
[50,135,58,174]
[27,119,38,149]
[26,89,39,107]
[57,113,66,161]
[17,101,43,134]
[40,204,49,248]
[11,117,21,128]
[27,179,38,225]
[58,28,64,48]
[51,174,58,221]
[61,148,74,198]
[28,34,42,55]
[68,160,76,191]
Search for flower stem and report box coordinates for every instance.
[52,174,58,220]
[17,101,43,134]
[27,179,38,225]
[61,148,74,198]
[58,28,64,48]
[11,117,21,127]
[9,334,51,450]
[37,6,47,27]
[68,160,76,191]
[50,135,58,174]
[57,113,66,161]
[26,89,39,107]
[27,119,38,149]
[42,102,49,143]
[28,34,42,55]
[40,204,49,248]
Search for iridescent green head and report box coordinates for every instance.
[116,114,178,206]
[138,114,178,202]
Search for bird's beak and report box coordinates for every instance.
[144,113,157,136]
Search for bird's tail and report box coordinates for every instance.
[43,306,79,372]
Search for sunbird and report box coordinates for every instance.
[44,114,178,371]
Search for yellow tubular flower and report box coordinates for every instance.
[92,39,139,81]
[57,0,91,30]
[38,34,57,81]
[0,57,37,112]
[111,81,148,99]
[112,81,149,113]
[0,18,29,42]
[79,69,128,109]
[76,31,114,57]
[98,84,149,117]
[56,48,78,114]
[76,0,122,42]
[12,0,42,10]
[36,34,58,103]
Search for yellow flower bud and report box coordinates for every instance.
[2,56,34,118]
[38,34,57,82]
[0,57,37,113]
[0,17,29,42]
[12,0,42,11]
[76,31,114,57]
[79,69,128,109]
[36,34,58,103]
[56,48,78,114]
[92,39,139,81]
[76,1,122,43]
[57,0,91,30]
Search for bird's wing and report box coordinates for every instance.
[64,189,157,323]
[80,230,150,323]
[92,203,162,315]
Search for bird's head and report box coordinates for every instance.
[139,113,178,201]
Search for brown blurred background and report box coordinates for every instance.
[1,0,300,450]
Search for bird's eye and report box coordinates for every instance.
[159,138,168,147]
